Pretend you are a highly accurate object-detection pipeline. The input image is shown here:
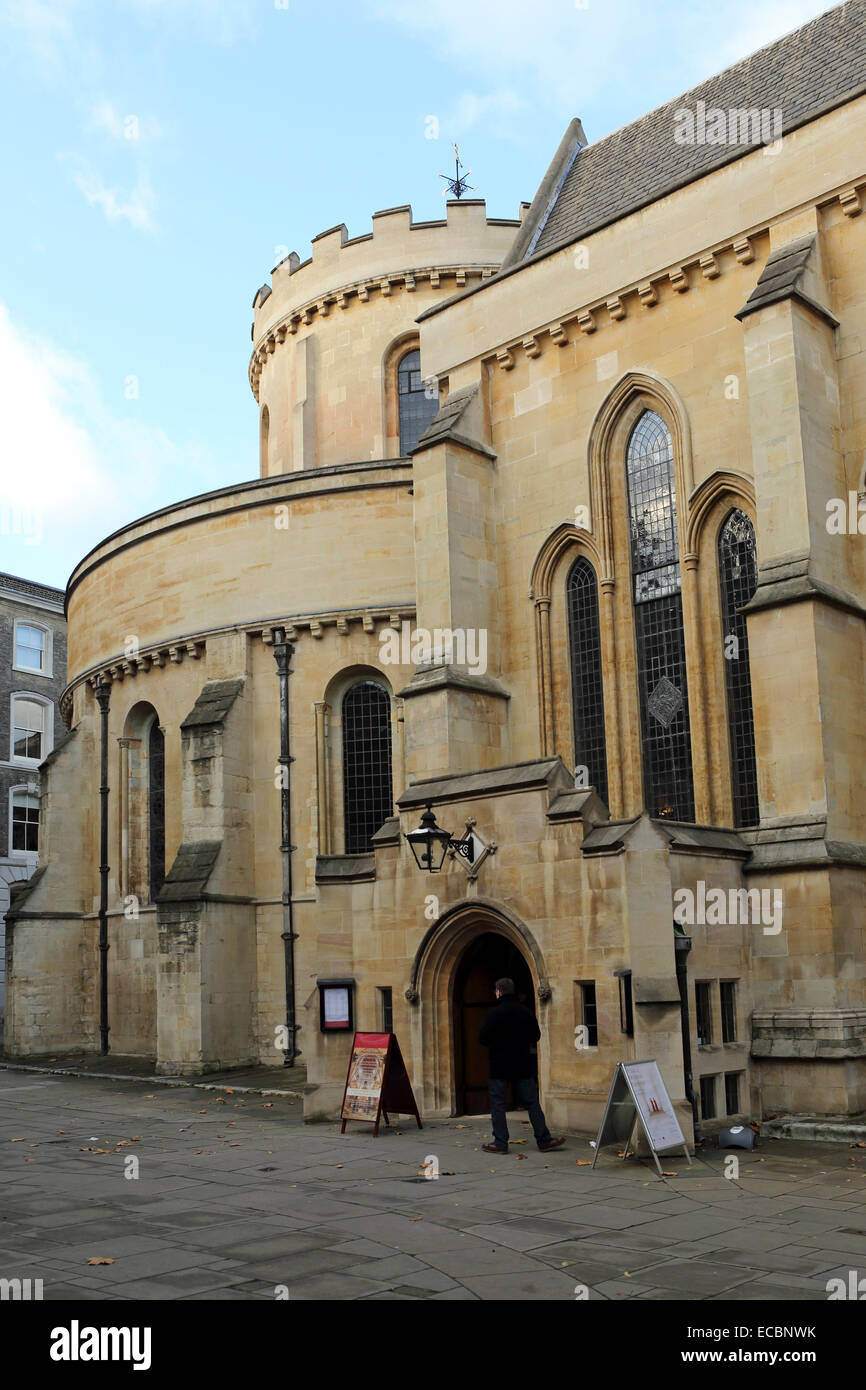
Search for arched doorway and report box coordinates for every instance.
[452,931,535,1114]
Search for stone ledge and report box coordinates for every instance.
[398,756,571,809]
[180,679,244,730]
[158,841,221,901]
[315,854,376,882]
[744,552,866,620]
[396,663,510,701]
[752,1007,866,1059]
[370,816,401,846]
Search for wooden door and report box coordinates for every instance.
[453,933,535,1114]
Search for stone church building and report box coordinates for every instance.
[6,2,866,1137]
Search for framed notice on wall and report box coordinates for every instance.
[592,1059,691,1176]
[340,1032,422,1137]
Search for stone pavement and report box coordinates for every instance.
[1,1068,865,1301]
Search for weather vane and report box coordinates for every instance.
[440,144,474,199]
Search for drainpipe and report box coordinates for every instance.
[674,923,701,1142]
[94,675,111,1055]
[272,628,299,1067]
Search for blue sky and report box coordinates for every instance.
[0,0,837,589]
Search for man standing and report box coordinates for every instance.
[478,977,565,1155]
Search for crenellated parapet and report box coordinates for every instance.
[249,200,521,432]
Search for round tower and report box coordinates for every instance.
[250,199,521,475]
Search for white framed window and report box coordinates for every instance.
[10,785,40,857]
[13,621,52,677]
[10,693,53,764]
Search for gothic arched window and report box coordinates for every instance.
[148,718,165,900]
[718,509,759,827]
[397,349,437,454]
[342,681,393,853]
[566,557,608,805]
[626,409,695,821]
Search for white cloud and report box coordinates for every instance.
[365,0,840,122]
[71,164,158,233]
[445,88,528,140]
[0,0,81,70]
[0,304,209,580]
[120,0,258,44]
[87,100,162,144]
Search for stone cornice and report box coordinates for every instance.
[59,602,417,724]
[249,263,499,401]
[481,181,864,373]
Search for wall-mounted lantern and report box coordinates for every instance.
[405,802,475,874]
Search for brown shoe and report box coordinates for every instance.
[538,1136,566,1152]
[482,1142,508,1154]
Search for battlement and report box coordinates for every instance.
[252,198,521,349]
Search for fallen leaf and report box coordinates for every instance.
[411,1217,423,1222]
[87,1258,114,1266]
[195,1150,203,1155]
[224,1088,233,1094]
[455,1124,469,1129]
[57,1130,67,1134]
[516,1154,527,1160]
[624,1272,632,1278]
[560,1262,569,1267]
[576,1159,592,1166]
[263,1103,273,1109]
[10,1138,26,1143]
[661,1171,678,1177]
[441,1170,456,1176]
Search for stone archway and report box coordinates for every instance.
[407,899,551,1117]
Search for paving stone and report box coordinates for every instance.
[632,1259,759,1294]
[458,1268,583,1300]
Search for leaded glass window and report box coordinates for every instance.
[397,349,438,454]
[566,557,608,805]
[718,509,759,827]
[148,719,165,901]
[626,410,695,821]
[342,681,393,853]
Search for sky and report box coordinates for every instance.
[0,0,839,589]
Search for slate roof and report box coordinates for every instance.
[515,0,866,264]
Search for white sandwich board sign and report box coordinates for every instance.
[591,1059,691,1176]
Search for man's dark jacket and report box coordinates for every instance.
[478,994,540,1081]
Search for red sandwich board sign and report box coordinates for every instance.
[340,1032,422,1137]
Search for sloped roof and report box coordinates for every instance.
[512,0,866,265]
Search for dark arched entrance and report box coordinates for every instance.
[452,931,535,1114]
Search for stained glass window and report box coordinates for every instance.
[718,509,759,826]
[566,557,608,805]
[626,410,695,821]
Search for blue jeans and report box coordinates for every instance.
[489,1076,552,1151]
